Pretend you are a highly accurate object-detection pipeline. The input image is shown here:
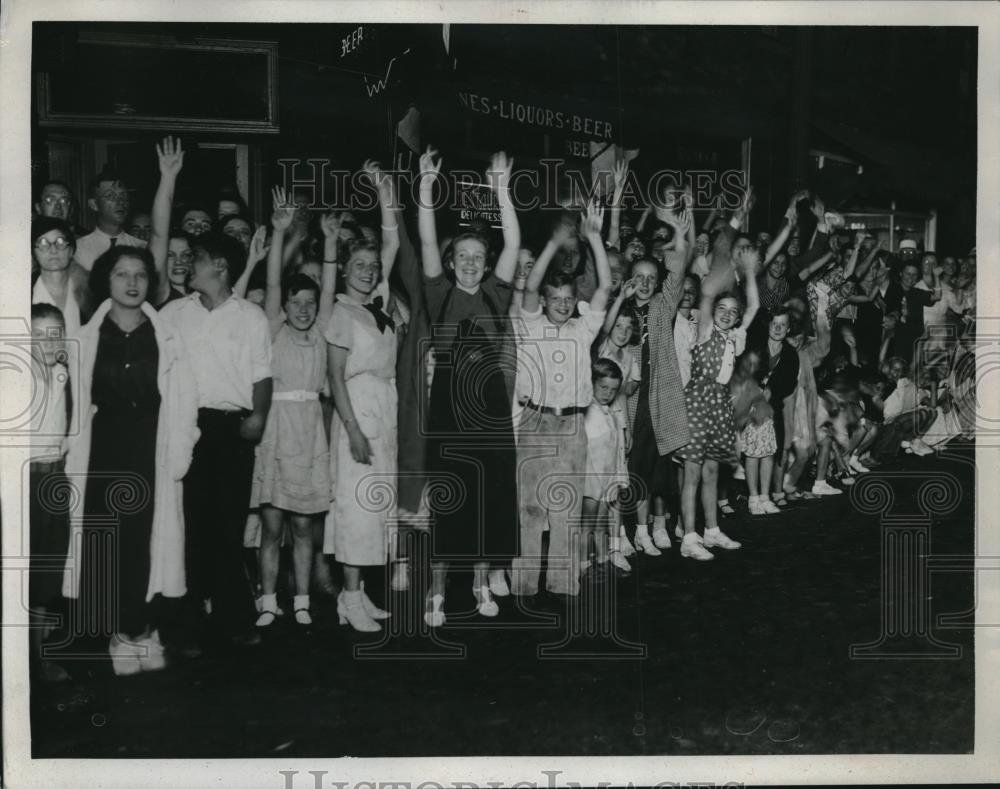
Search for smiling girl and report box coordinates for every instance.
[676,241,760,560]
[324,160,400,632]
[418,147,520,625]
[251,188,336,631]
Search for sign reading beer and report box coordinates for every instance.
[457,90,614,139]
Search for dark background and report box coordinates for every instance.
[32,23,977,251]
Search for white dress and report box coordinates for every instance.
[322,290,398,566]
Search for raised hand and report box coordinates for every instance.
[320,210,343,240]
[552,216,578,248]
[622,276,638,299]
[580,199,605,238]
[734,243,761,273]
[248,225,267,261]
[613,159,629,194]
[485,151,513,193]
[362,159,391,195]
[156,136,184,178]
[271,186,296,232]
[419,146,442,182]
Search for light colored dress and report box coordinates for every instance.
[250,319,330,514]
[322,290,398,566]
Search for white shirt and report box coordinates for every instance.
[596,337,641,385]
[30,362,68,462]
[517,301,606,409]
[32,276,81,337]
[159,293,272,411]
[74,228,147,271]
[883,378,929,423]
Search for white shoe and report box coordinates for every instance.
[620,536,636,557]
[488,568,510,597]
[733,465,746,480]
[849,455,871,474]
[759,497,781,514]
[359,581,391,619]
[674,523,684,540]
[748,496,766,516]
[137,631,167,673]
[703,527,741,550]
[390,561,410,592]
[839,474,857,486]
[424,593,446,627]
[651,526,672,550]
[635,532,662,556]
[811,480,843,496]
[337,591,381,632]
[680,532,714,561]
[473,585,499,617]
[609,550,632,573]
[910,438,934,456]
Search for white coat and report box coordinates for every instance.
[62,299,199,601]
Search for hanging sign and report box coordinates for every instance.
[457,89,615,139]
[455,179,503,229]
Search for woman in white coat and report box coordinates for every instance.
[63,246,199,675]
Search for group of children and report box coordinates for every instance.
[28,137,977,679]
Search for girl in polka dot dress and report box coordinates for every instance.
[676,243,760,560]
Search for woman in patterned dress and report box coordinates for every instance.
[675,243,760,561]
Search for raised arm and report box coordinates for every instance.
[417,146,444,280]
[582,200,612,313]
[233,225,267,298]
[486,151,520,283]
[523,222,572,314]
[797,249,834,283]
[607,159,629,249]
[737,245,761,329]
[318,210,342,327]
[601,278,637,336]
[764,191,806,265]
[362,159,399,281]
[853,239,882,283]
[923,257,942,303]
[265,186,296,321]
[150,135,184,305]
[842,232,864,279]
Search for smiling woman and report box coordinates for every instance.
[65,243,198,677]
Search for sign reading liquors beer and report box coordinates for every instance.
[458,90,614,139]
[455,179,502,229]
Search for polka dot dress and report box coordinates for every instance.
[676,327,738,465]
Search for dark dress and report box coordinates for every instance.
[79,316,160,638]
[424,275,518,564]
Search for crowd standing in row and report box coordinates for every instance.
[28,138,977,680]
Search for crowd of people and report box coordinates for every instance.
[28,136,977,681]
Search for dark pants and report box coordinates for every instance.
[183,409,257,636]
[870,408,936,462]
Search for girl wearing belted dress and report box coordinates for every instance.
[252,187,336,630]
[417,147,520,627]
[324,161,400,633]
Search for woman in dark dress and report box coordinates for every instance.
[417,147,521,626]
[66,246,198,675]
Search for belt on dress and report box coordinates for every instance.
[524,400,586,417]
[272,390,320,402]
